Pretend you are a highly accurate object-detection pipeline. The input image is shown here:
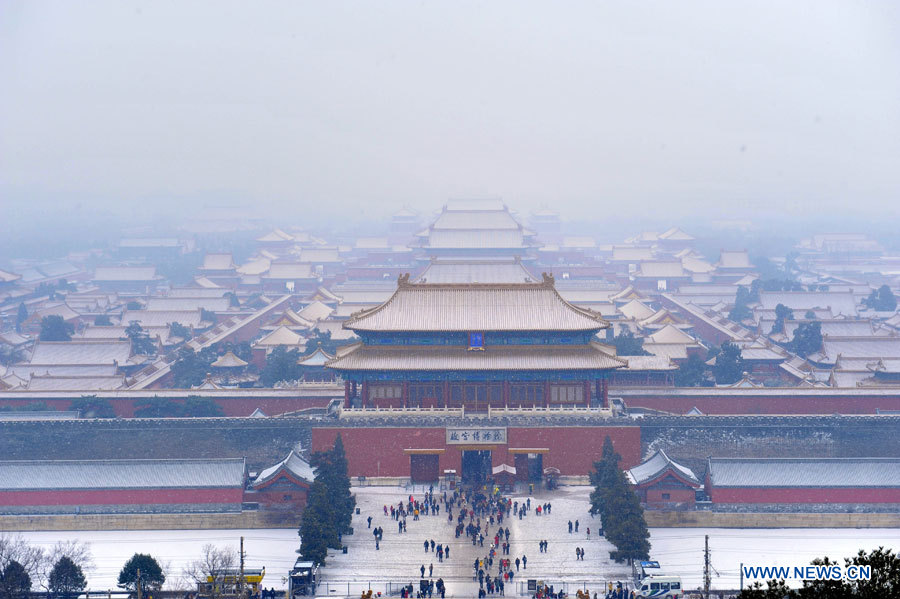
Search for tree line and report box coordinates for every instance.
[1,535,246,599]
[737,547,900,599]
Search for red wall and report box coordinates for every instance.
[646,487,695,504]
[709,487,900,504]
[311,426,641,478]
[0,396,332,418]
[0,487,243,506]
[619,392,900,415]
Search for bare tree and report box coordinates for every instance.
[34,540,93,593]
[183,544,238,599]
[0,534,45,587]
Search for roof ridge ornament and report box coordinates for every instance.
[397,273,411,287]
[541,272,555,287]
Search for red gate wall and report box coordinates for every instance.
[311,426,641,478]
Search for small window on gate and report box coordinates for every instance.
[662,493,671,500]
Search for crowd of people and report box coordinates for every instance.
[356,483,631,599]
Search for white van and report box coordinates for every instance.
[636,575,683,598]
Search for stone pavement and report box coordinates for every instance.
[317,485,632,598]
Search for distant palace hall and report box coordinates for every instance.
[327,272,625,412]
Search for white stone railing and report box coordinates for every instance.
[338,405,613,418]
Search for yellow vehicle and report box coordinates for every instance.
[198,568,266,598]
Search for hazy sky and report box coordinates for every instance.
[2,1,899,225]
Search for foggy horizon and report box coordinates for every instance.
[2,0,899,228]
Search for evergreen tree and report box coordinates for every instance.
[47,557,86,599]
[770,304,794,335]
[170,322,193,341]
[69,396,116,418]
[39,315,73,341]
[588,437,650,564]
[170,347,216,388]
[864,285,897,312]
[125,322,157,356]
[301,330,344,358]
[738,579,797,599]
[791,321,823,358]
[134,397,183,418]
[748,279,761,303]
[604,471,651,564]
[674,354,711,387]
[310,435,356,538]
[15,303,27,330]
[728,286,753,322]
[117,553,165,591]
[611,330,649,356]
[94,314,113,326]
[298,480,340,565]
[588,436,620,519]
[259,346,301,386]
[181,396,225,417]
[713,342,744,384]
[0,560,32,599]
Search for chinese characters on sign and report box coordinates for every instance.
[446,427,507,444]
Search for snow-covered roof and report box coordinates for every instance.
[93,266,160,281]
[252,451,315,488]
[627,450,699,486]
[29,341,131,365]
[708,457,900,488]
[145,297,230,312]
[298,346,334,366]
[211,351,248,368]
[298,301,334,322]
[618,299,656,321]
[201,253,236,271]
[647,325,696,344]
[254,326,304,347]
[717,250,752,269]
[0,458,247,490]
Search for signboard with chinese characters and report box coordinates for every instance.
[446,427,507,444]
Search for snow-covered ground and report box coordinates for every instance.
[11,486,898,596]
[650,527,900,590]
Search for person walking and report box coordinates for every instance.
[522,555,527,569]
[421,564,426,578]
[568,520,573,533]
[368,515,373,528]
[575,520,579,532]
[424,540,430,552]
[515,558,520,571]
[429,563,433,577]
